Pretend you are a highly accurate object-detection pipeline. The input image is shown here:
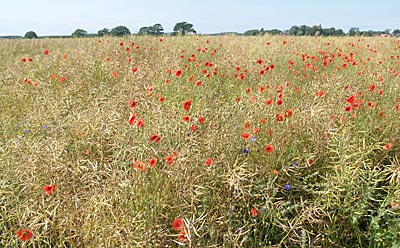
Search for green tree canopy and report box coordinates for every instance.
[24,31,38,39]
[348,27,360,36]
[110,26,131,36]
[138,24,164,36]
[243,29,260,36]
[72,29,88,38]
[173,22,196,35]
[98,28,110,37]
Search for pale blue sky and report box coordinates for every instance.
[1,0,399,36]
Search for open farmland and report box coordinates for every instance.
[1,35,400,247]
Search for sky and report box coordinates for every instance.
[1,0,399,36]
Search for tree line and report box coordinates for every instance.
[19,23,400,39]
[244,25,400,37]
[22,22,197,39]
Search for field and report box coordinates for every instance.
[0,35,399,247]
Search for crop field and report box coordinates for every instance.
[0,35,399,247]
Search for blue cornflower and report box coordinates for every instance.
[243,148,249,154]
[41,125,47,129]
[285,184,291,191]
[23,129,30,133]
[251,136,257,142]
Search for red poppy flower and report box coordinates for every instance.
[284,109,293,118]
[345,106,352,112]
[128,100,139,108]
[16,229,33,241]
[256,59,263,65]
[134,160,146,171]
[112,71,118,77]
[150,133,161,143]
[277,99,283,106]
[86,149,91,155]
[195,80,202,86]
[369,84,376,92]
[128,112,136,125]
[177,230,188,242]
[205,157,213,166]
[165,153,177,165]
[265,144,274,154]
[175,69,182,77]
[183,99,192,112]
[22,58,26,62]
[190,125,197,131]
[367,102,376,109]
[148,157,157,167]
[197,116,205,124]
[266,98,273,106]
[346,95,356,104]
[132,67,138,73]
[187,74,194,82]
[182,115,190,122]
[159,96,166,103]
[383,143,392,150]
[241,132,250,139]
[276,114,284,122]
[136,118,144,128]
[43,184,56,195]
[44,49,49,55]
[250,207,259,217]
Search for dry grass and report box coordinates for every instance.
[1,35,400,247]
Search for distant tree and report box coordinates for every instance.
[138,26,151,35]
[392,29,400,37]
[98,28,110,37]
[138,24,164,35]
[287,26,299,36]
[152,23,164,35]
[348,27,360,36]
[173,22,196,35]
[267,29,282,35]
[110,26,131,36]
[335,29,345,36]
[243,29,260,36]
[72,29,88,38]
[322,27,336,36]
[310,25,323,36]
[24,31,38,39]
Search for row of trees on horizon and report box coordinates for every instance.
[11,23,400,39]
